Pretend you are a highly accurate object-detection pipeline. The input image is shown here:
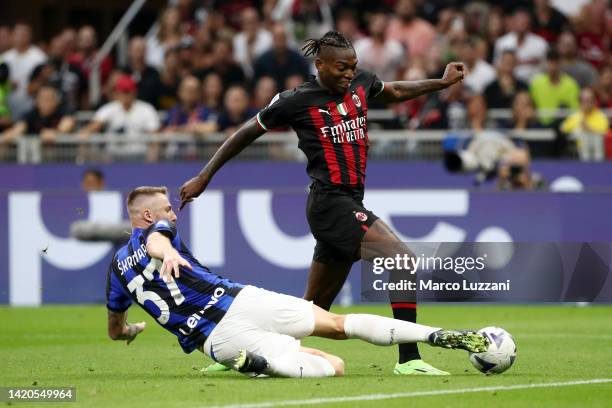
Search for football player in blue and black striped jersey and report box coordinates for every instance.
[107,186,488,378]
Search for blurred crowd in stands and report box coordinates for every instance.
[0,0,611,162]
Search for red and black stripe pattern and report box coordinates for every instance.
[256,69,383,193]
[305,84,370,188]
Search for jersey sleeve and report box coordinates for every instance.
[367,72,385,99]
[106,266,132,312]
[143,220,178,242]
[255,90,295,131]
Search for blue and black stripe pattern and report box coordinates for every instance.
[106,220,243,353]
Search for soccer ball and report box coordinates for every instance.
[469,326,516,374]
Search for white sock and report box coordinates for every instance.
[343,314,439,346]
[265,351,336,378]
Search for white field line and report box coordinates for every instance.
[208,378,612,408]
[517,334,612,339]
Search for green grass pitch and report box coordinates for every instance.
[1,304,611,408]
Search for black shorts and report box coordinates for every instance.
[306,184,379,263]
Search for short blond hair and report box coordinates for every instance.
[126,186,168,209]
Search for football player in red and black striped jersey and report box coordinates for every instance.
[180,30,465,375]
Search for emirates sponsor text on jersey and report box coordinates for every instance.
[319,115,367,144]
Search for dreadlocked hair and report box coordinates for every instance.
[302,31,353,57]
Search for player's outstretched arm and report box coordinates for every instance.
[146,232,192,282]
[107,310,146,345]
[375,62,466,103]
[179,117,266,209]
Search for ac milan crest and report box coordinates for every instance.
[352,93,361,108]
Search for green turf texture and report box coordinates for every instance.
[1,304,611,408]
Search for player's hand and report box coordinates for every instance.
[41,129,57,144]
[179,175,209,210]
[160,249,192,283]
[126,321,146,345]
[441,62,466,87]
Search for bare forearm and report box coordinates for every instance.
[80,121,103,136]
[379,79,448,103]
[108,310,128,340]
[179,117,267,209]
[378,62,466,103]
[108,310,144,342]
[197,117,264,180]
